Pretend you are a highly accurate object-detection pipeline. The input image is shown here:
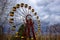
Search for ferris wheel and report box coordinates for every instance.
[9,3,40,40]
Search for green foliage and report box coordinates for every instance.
[10,24,25,40]
[18,24,25,36]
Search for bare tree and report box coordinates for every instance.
[0,0,18,35]
[46,24,60,40]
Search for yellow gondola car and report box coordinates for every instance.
[9,18,14,23]
[12,7,16,11]
[10,12,14,17]
[16,4,20,8]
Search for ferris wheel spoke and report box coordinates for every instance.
[25,8,29,14]
[28,9,34,16]
[16,10,25,18]
[17,9,25,16]
[34,23,39,29]
[17,22,23,26]
[21,8,27,14]
[15,22,22,27]
[25,8,28,14]
[21,8,30,16]
[34,26,37,30]
[27,9,30,14]
[24,8,30,15]
[18,8,26,16]
[30,10,32,15]
[14,13,20,17]
[34,24,38,29]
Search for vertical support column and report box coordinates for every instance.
[31,25,36,40]
[26,14,36,40]
[30,19,36,40]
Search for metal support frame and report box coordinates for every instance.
[24,14,36,40]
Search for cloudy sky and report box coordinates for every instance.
[27,0,60,25]
[0,0,60,33]
[5,0,60,24]
[0,0,60,25]
[16,0,60,25]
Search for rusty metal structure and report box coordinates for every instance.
[9,3,40,40]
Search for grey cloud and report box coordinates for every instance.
[36,0,60,24]
[36,0,54,6]
[0,0,60,32]
[36,0,60,14]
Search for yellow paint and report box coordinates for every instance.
[21,36,24,38]
[16,4,20,8]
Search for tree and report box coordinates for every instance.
[0,0,18,33]
[0,0,18,40]
[46,23,60,40]
[18,24,25,40]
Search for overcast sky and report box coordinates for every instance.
[0,0,60,25]
[28,0,60,25]
[16,0,60,25]
[0,0,60,33]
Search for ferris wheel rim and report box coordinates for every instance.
[9,3,41,36]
